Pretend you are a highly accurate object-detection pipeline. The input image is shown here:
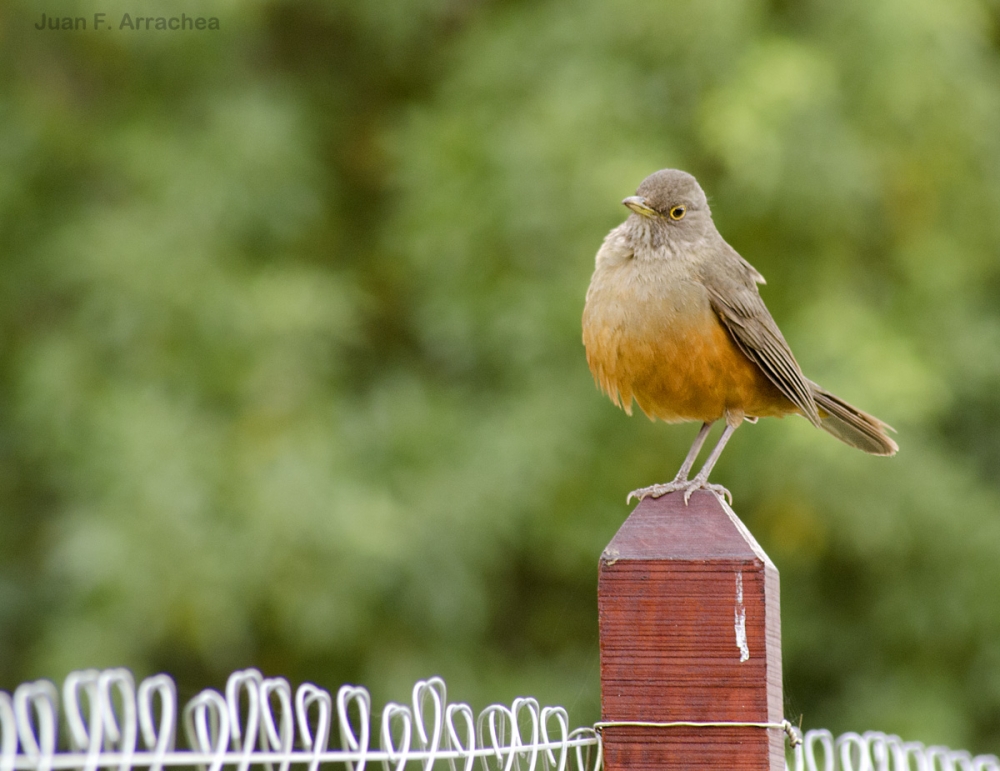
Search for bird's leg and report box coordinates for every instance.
[682,422,740,505]
[671,421,713,483]
[628,418,745,506]
[627,422,713,504]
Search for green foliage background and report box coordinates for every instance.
[3,0,1000,754]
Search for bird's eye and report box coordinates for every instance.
[669,205,686,221]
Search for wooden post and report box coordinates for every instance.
[598,490,783,770]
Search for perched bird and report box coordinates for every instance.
[582,169,897,504]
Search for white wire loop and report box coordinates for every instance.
[224,669,260,771]
[412,678,445,771]
[13,679,58,771]
[1,667,600,771]
[337,685,371,771]
[1,691,16,771]
[136,675,175,771]
[182,688,229,771]
[446,703,477,771]
[294,684,330,771]
[259,678,293,771]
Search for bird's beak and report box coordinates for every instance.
[622,195,657,218]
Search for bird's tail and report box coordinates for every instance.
[809,382,898,456]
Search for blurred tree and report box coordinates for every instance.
[2,0,1000,755]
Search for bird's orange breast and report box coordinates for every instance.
[582,272,794,423]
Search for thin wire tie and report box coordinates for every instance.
[594,718,803,748]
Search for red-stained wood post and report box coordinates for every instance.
[598,490,783,770]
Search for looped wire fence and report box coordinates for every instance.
[3,668,1000,771]
[0,669,601,771]
[791,728,1000,771]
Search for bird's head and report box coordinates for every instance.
[622,169,712,244]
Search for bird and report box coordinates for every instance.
[582,169,897,505]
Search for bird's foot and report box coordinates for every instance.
[627,479,733,506]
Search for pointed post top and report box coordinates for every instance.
[602,490,774,564]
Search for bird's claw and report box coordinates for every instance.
[627,483,677,503]
[627,479,733,506]
[685,481,733,506]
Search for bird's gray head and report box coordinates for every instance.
[621,169,713,248]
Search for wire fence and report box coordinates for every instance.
[791,729,1000,771]
[0,668,600,771]
[2,668,998,771]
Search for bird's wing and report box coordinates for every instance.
[699,244,821,425]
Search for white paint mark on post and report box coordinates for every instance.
[735,571,749,662]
